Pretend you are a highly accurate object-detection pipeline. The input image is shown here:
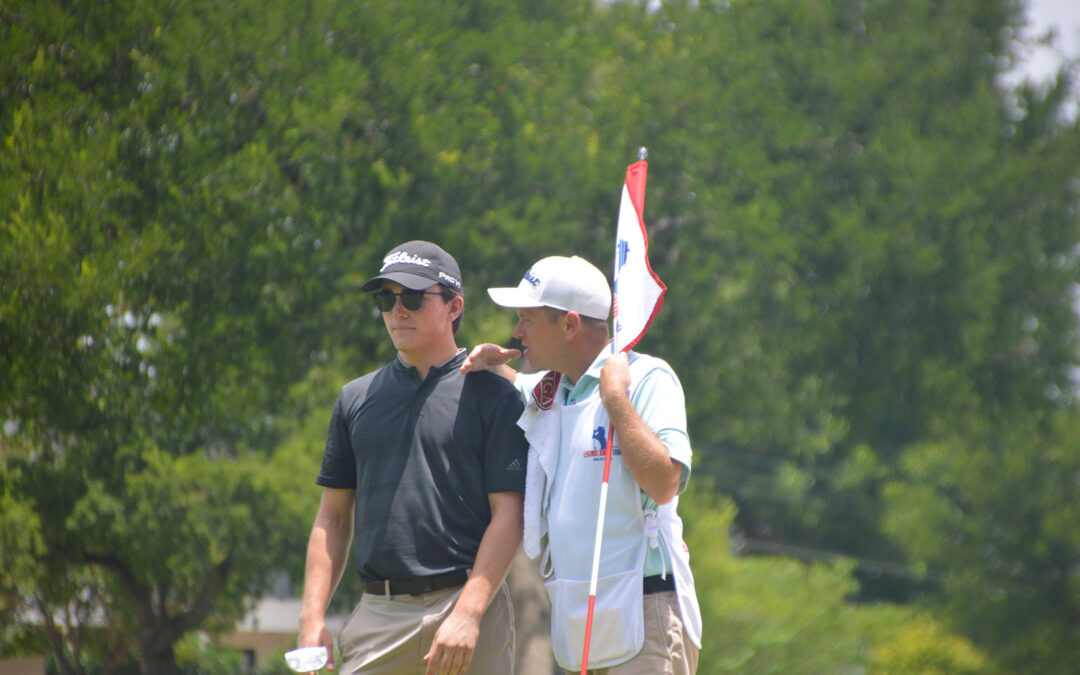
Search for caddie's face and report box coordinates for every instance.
[512,307,562,371]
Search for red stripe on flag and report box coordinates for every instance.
[625,160,647,217]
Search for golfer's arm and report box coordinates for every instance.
[604,392,682,504]
[451,491,524,620]
[299,488,355,633]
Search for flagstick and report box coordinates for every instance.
[581,383,617,674]
[581,147,655,674]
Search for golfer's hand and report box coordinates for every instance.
[599,351,632,406]
[460,343,520,373]
[296,623,335,673]
[424,608,479,675]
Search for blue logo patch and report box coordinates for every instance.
[584,426,621,460]
[523,269,541,287]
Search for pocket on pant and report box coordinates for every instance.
[544,568,644,670]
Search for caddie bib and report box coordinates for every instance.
[543,378,647,670]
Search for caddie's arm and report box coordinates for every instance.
[460,342,521,382]
[297,487,356,674]
[424,490,524,675]
[599,351,682,505]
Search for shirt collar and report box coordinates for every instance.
[434,348,467,373]
[394,348,466,377]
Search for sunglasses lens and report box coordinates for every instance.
[372,291,395,312]
[372,290,429,312]
[401,290,425,311]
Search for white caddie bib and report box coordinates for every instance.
[542,363,648,671]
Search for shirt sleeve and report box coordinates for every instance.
[316,393,358,489]
[513,370,544,403]
[482,383,529,493]
[630,364,693,493]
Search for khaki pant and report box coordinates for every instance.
[566,591,698,675]
[338,582,514,674]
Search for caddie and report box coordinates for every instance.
[462,254,701,674]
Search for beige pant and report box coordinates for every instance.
[338,582,515,674]
[565,591,698,675]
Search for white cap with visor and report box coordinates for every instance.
[487,255,611,321]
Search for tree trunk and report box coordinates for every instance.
[136,642,180,675]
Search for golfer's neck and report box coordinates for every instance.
[399,342,460,380]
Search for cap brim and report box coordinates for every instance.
[362,270,442,291]
[361,272,439,292]
[487,287,544,309]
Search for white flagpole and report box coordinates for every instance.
[580,148,651,674]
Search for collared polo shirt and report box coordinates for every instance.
[558,348,692,491]
[523,348,693,576]
[317,350,527,582]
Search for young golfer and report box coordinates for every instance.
[298,241,527,675]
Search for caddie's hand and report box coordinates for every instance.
[460,343,521,373]
[599,351,632,407]
[423,608,479,675]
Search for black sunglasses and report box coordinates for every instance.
[371,288,443,312]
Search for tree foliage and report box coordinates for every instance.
[680,484,995,674]
[883,409,1080,672]
[1,0,342,672]
[3,0,1079,672]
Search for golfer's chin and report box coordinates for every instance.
[388,332,420,354]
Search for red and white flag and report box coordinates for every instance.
[580,153,666,674]
[612,158,666,353]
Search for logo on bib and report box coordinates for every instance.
[584,425,621,460]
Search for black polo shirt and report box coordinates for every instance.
[317,350,527,582]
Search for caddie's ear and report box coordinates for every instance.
[561,310,583,339]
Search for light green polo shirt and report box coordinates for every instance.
[556,348,693,576]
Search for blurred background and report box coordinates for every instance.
[2,0,1079,673]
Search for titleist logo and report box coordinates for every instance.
[381,251,431,271]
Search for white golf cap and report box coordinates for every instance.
[487,256,611,320]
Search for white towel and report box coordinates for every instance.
[517,371,562,559]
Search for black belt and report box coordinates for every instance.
[364,569,469,597]
[643,574,676,595]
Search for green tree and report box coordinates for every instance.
[572,0,1080,667]
[616,0,1066,561]
[0,0,626,670]
[1,0,344,671]
[681,484,995,674]
[883,408,1080,673]
[5,0,1080,671]
[625,0,1080,560]
[0,456,43,644]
